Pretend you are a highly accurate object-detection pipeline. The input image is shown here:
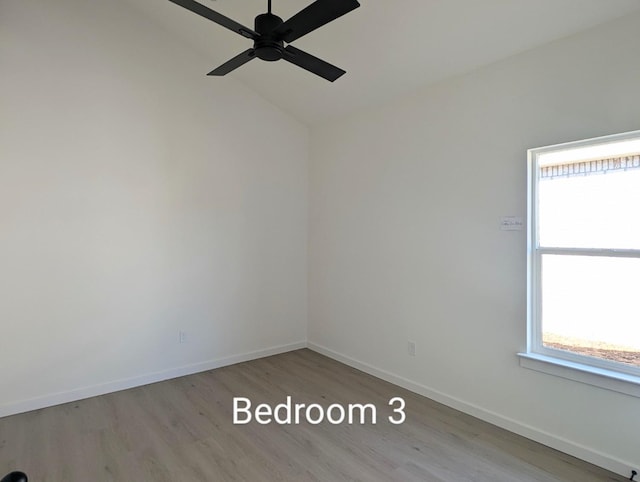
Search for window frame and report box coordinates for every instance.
[520,130,640,397]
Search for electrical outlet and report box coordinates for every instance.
[407,341,416,357]
[179,331,187,344]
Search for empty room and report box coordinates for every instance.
[2,0,640,480]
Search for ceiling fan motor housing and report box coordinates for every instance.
[254,13,285,61]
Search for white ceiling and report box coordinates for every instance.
[123,0,640,125]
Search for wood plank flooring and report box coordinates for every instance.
[0,349,623,481]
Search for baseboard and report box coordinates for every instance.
[0,341,307,419]
[308,341,633,477]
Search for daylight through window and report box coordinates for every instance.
[527,131,640,380]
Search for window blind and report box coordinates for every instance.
[540,154,640,180]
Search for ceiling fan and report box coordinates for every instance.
[168,0,360,82]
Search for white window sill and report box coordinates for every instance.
[518,352,640,398]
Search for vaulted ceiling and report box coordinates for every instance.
[123,0,640,125]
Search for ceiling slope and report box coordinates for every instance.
[122,0,640,125]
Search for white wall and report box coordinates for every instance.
[309,12,640,475]
[0,0,307,415]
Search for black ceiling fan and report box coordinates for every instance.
[168,0,360,82]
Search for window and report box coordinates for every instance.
[520,130,640,396]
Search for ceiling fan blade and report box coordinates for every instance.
[207,49,256,76]
[283,45,345,82]
[168,0,259,39]
[273,0,360,43]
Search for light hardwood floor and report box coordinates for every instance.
[0,349,623,481]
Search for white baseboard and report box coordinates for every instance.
[308,341,633,478]
[0,341,307,419]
